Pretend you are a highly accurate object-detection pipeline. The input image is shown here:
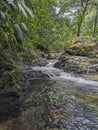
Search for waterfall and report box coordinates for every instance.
[31,60,98,86]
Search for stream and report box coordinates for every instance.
[0,60,98,130]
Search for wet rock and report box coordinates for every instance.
[54,55,98,74]
[21,70,49,87]
[19,59,50,87]
[19,59,48,70]
[31,59,48,67]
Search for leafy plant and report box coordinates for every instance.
[89,52,96,58]
[79,48,86,56]
[0,0,33,91]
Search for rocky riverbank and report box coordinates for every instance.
[54,54,98,75]
[19,59,49,88]
[54,37,98,75]
[0,57,98,129]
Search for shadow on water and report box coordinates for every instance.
[0,79,97,130]
[0,59,98,129]
[0,92,21,123]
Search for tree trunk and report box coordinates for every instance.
[77,0,88,37]
[77,24,81,37]
[93,4,98,37]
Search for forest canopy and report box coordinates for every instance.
[0,0,98,89]
[0,0,98,51]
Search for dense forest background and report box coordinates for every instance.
[0,0,98,90]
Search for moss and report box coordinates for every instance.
[64,37,98,56]
[79,48,86,56]
[88,52,96,58]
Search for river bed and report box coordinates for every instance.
[0,60,98,130]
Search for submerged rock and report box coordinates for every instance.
[83,74,98,81]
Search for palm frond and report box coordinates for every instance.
[14,24,23,42]
[0,12,6,20]
[19,1,34,17]
[20,23,29,32]
[17,1,28,17]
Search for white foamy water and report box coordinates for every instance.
[31,60,98,86]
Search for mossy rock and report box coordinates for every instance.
[64,37,98,56]
[47,53,56,59]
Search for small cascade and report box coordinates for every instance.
[46,60,58,67]
[31,60,98,86]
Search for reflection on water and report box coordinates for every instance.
[0,80,98,130]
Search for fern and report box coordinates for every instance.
[20,1,34,17]
[17,1,28,17]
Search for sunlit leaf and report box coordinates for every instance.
[20,1,34,17]
[17,1,28,17]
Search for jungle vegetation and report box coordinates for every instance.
[0,0,98,90]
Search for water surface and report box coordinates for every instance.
[0,60,98,130]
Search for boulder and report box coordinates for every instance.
[20,70,49,87]
[54,55,98,74]
[64,37,98,57]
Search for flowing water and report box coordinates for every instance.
[0,60,98,130]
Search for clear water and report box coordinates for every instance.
[0,60,98,130]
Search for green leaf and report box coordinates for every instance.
[0,12,6,20]
[0,28,9,42]
[14,24,23,42]
[20,1,34,17]
[17,1,28,17]
[20,23,29,32]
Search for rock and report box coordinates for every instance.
[54,55,98,74]
[21,70,49,87]
[23,70,49,80]
[64,37,98,56]
[19,59,50,87]
[19,59,48,70]
[31,59,48,67]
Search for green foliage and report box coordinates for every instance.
[20,23,29,32]
[0,0,98,91]
[0,0,33,49]
[0,49,19,89]
[79,48,86,56]
[0,0,33,91]
[89,52,96,58]
[14,24,23,42]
